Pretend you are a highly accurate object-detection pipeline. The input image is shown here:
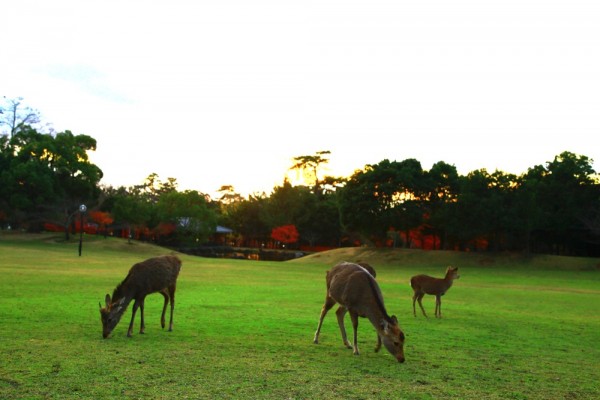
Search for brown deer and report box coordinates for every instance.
[410,266,460,318]
[313,262,405,363]
[99,255,181,338]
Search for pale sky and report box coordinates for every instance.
[2,0,599,198]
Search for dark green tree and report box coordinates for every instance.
[0,126,102,232]
[516,165,547,253]
[534,151,597,255]
[390,159,426,248]
[155,190,217,246]
[51,130,103,234]
[111,190,151,243]
[422,161,459,249]
[338,166,388,243]
[296,192,342,248]
[226,194,270,246]
[262,179,313,230]
[339,159,426,246]
[486,170,519,251]
[445,169,492,250]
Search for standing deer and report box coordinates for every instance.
[313,262,405,363]
[410,266,460,318]
[99,255,181,338]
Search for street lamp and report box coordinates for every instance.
[78,204,87,256]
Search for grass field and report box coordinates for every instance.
[0,232,599,399]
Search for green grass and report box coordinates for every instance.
[1,232,599,399]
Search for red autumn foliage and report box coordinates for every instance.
[89,211,114,226]
[271,224,299,244]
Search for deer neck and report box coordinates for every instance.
[367,308,392,334]
[442,274,455,290]
[111,283,135,313]
[108,295,133,321]
[113,294,133,306]
[112,277,136,304]
[364,277,393,330]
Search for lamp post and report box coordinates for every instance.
[78,204,87,256]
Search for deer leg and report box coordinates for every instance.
[313,296,335,344]
[349,311,360,355]
[417,293,428,318]
[436,295,442,318]
[139,299,145,334]
[375,333,382,353]
[168,285,176,331]
[160,290,169,329]
[335,306,352,349]
[412,292,418,317]
[128,300,140,337]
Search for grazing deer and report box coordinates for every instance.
[313,262,405,363]
[99,255,181,338]
[410,266,460,318]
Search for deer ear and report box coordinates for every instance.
[380,319,389,333]
[105,294,111,308]
[390,315,398,324]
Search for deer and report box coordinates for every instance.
[327,262,378,346]
[410,266,460,318]
[99,255,181,338]
[313,262,405,363]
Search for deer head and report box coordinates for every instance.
[446,266,460,280]
[99,294,126,339]
[379,315,405,363]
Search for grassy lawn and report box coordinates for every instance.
[0,233,599,399]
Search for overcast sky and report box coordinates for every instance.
[2,0,599,197]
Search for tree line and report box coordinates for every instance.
[1,100,599,256]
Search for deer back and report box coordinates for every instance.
[356,262,376,278]
[327,262,385,316]
[124,255,181,296]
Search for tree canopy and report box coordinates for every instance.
[0,126,102,231]
[1,113,598,256]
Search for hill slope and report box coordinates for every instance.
[291,246,600,271]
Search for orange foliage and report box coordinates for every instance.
[271,224,299,244]
[89,211,113,226]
